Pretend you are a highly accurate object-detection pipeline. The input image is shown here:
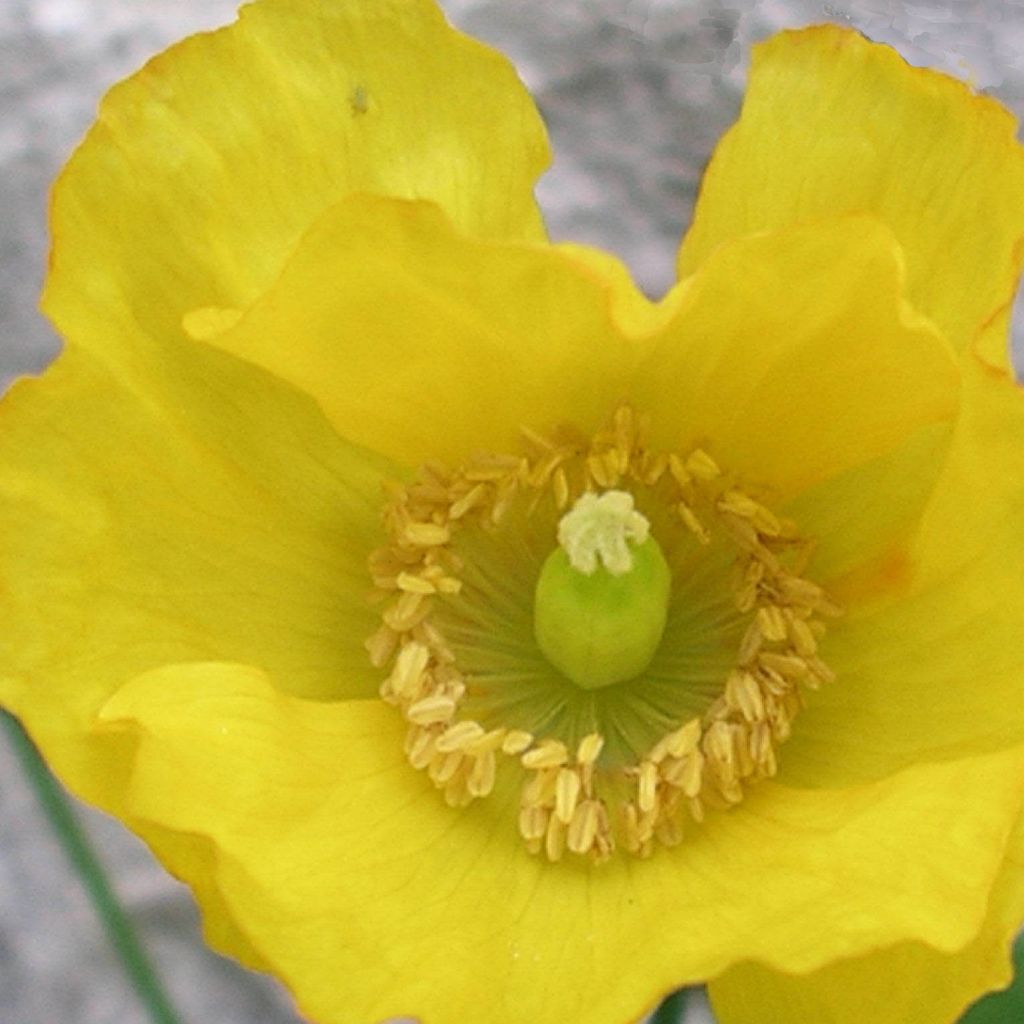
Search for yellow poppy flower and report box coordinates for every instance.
[3,2,1024,1022]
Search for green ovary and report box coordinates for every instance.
[533,535,671,690]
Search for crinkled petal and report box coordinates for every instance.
[208,195,642,467]
[679,25,1024,357]
[43,0,549,367]
[97,663,1024,1024]
[708,804,1024,1024]
[783,313,1024,785]
[211,203,958,501]
[638,216,959,497]
[0,339,395,814]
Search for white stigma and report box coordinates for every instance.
[557,490,651,576]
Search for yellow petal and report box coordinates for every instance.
[213,203,958,496]
[784,313,1024,786]
[132,819,271,972]
[0,339,394,813]
[708,804,1024,1024]
[210,195,642,467]
[43,0,549,364]
[553,241,689,338]
[97,662,1024,1024]
[679,25,1024,357]
[638,216,960,497]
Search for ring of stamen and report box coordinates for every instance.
[365,407,841,863]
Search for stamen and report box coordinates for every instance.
[384,640,429,700]
[576,732,605,766]
[402,522,451,547]
[521,740,569,770]
[545,814,567,862]
[468,752,497,797]
[567,800,601,855]
[396,571,437,594]
[502,730,534,756]
[436,720,485,753]
[685,448,721,480]
[407,728,438,771]
[366,404,840,863]
[406,693,457,726]
[554,768,582,824]
[638,760,659,814]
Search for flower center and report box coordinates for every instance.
[534,491,670,690]
[365,407,840,864]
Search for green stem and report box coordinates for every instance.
[650,987,690,1024]
[2,709,182,1024]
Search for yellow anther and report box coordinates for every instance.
[522,741,569,770]
[638,760,659,814]
[406,694,457,726]
[545,814,567,862]
[787,615,819,657]
[553,466,570,510]
[640,451,668,485]
[365,624,399,669]
[386,641,430,699]
[718,489,760,518]
[685,448,720,480]
[576,732,605,766]
[756,605,789,642]
[523,767,560,806]
[666,718,702,758]
[658,756,686,787]
[705,721,735,766]
[448,483,488,520]
[501,730,534,756]
[739,619,764,663]
[751,504,782,536]
[667,452,692,488]
[383,591,430,632]
[435,720,486,753]
[466,728,508,755]
[407,730,438,771]
[554,768,582,824]
[519,805,549,842]
[429,750,464,785]
[396,571,436,594]
[758,651,810,679]
[677,502,710,543]
[567,800,601,855]
[726,671,765,723]
[468,752,497,797]
[402,521,451,547]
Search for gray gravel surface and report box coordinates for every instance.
[2,2,1023,1023]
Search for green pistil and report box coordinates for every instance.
[533,491,671,690]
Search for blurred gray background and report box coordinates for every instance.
[2,1,1023,1022]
